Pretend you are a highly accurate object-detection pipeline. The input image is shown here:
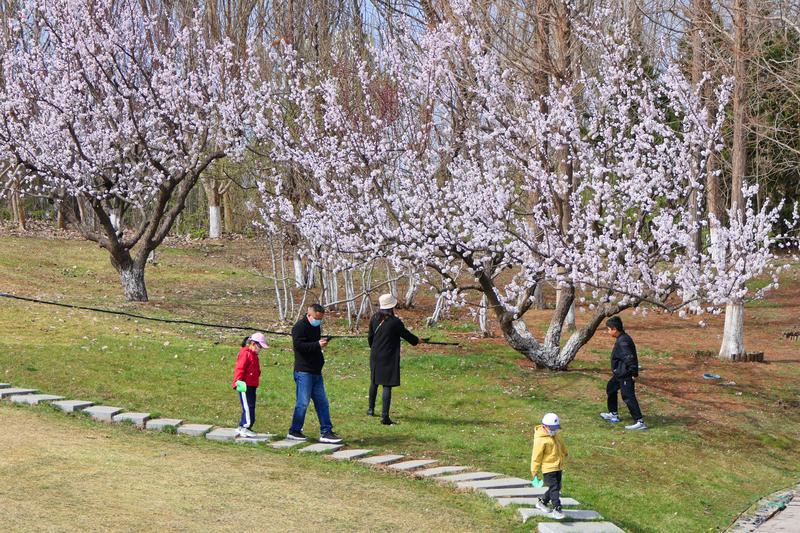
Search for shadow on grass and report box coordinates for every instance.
[642,414,695,428]
[396,414,500,428]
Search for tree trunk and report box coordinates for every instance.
[10,177,26,231]
[532,282,546,309]
[222,189,235,233]
[117,262,148,302]
[404,270,418,308]
[293,254,305,288]
[721,0,748,360]
[496,285,623,371]
[209,204,221,239]
[426,293,446,326]
[56,201,66,230]
[556,286,576,331]
[478,294,489,337]
[719,301,745,359]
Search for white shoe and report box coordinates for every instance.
[600,412,620,423]
[535,500,550,512]
[550,509,565,520]
[238,427,257,437]
[625,420,648,431]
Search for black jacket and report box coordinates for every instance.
[611,332,639,379]
[368,311,419,387]
[291,316,325,374]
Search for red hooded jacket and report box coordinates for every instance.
[232,346,261,388]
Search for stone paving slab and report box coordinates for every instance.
[756,500,800,532]
[388,459,439,472]
[176,424,213,437]
[112,412,151,428]
[51,400,94,413]
[0,388,37,399]
[10,394,64,405]
[299,443,344,453]
[330,449,373,460]
[206,428,239,442]
[271,439,306,449]
[83,405,123,422]
[519,508,602,521]
[483,487,548,498]
[415,466,470,478]
[358,454,405,466]
[436,471,502,483]
[236,435,274,445]
[457,477,531,490]
[145,418,184,431]
[496,497,581,507]
[536,522,623,532]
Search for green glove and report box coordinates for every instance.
[235,380,247,392]
[532,475,544,488]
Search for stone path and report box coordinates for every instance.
[0,381,622,531]
[754,489,800,532]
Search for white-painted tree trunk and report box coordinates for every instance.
[478,295,489,337]
[293,255,305,288]
[404,271,418,308]
[208,205,221,239]
[344,269,356,327]
[328,270,339,310]
[426,293,446,326]
[719,301,745,360]
[305,262,317,289]
[387,263,397,297]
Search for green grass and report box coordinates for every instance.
[1,236,799,532]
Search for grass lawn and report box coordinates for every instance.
[1,234,799,532]
[0,403,511,532]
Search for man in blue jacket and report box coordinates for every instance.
[600,316,647,430]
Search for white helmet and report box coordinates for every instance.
[541,412,560,429]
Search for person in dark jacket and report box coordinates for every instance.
[367,293,424,425]
[600,316,647,430]
[287,304,343,443]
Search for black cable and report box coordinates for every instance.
[0,292,460,345]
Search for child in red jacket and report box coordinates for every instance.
[233,333,267,437]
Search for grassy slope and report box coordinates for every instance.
[1,236,798,532]
[0,404,512,532]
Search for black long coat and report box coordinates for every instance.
[368,311,419,387]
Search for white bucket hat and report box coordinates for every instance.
[378,293,398,310]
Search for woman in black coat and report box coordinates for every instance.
[367,293,422,425]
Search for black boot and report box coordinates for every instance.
[366,408,375,416]
[381,417,396,425]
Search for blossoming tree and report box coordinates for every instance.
[0,0,252,301]
[252,8,791,369]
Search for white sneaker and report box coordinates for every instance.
[535,500,550,512]
[550,509,565,520]
[600,412,620,423]
[237,427,257,437]
[625,420,648,431]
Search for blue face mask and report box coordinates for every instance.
[309,318,322,327]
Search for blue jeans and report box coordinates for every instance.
[290,371,333,434]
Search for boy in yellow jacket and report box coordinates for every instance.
[531,412,568,520]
